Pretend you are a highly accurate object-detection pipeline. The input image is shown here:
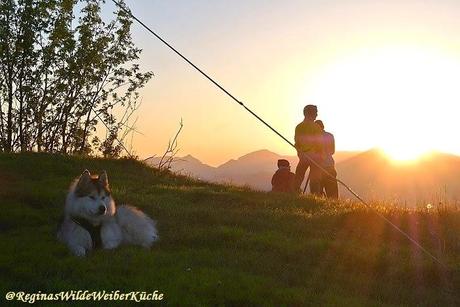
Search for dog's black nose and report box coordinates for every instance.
[98,205,106,215]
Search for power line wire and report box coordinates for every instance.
[111,0,446,267]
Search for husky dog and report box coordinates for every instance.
[57,170,158,256]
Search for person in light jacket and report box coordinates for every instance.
[315,120,338,199]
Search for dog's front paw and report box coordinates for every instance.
[101,221,122,250]
[103,240,121,250]
[70,245,87,257]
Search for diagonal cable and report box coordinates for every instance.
[111,0,447,267]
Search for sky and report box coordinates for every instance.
[101,0,460,166]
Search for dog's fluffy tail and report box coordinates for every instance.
[116,205,159,248]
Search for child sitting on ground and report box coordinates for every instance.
[271,159,296,193]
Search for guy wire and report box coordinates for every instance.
[111,0,446,267]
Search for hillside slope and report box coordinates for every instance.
[1,153,460,306]
[337,149,460,204]
[146,149,359,191]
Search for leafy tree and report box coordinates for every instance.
[0,0,152,156]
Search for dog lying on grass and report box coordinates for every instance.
[57,170,158,256]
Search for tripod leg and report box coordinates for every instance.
[302,169,311,194]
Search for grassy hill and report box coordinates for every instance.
[1,153,460,306]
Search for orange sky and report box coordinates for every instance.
[105,1,460,166]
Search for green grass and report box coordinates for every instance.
[1,152,460,306]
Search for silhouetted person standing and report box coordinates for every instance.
[271,159,296,193]
[294,105,323,195]
[315,120,339,199]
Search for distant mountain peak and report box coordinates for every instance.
[237,149,281,161]
[179,154,210,166]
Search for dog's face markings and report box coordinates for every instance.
[75,170,113,216]
[75,170,111,197]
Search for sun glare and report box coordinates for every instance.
[380,146,430,163]
[303,45,460,159]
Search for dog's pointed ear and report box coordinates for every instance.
[98,170,109,187]
[76,170,91,189]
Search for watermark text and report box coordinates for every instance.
[5,290,164,304]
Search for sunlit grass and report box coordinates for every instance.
[1,152,460,306]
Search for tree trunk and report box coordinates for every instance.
[6,62,13,152]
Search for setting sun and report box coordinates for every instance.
[302,45,460,162]
[379,146,431,163]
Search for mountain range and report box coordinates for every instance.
[146,150,356,188]
[336,149,460,205]
[146,149,460,206]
